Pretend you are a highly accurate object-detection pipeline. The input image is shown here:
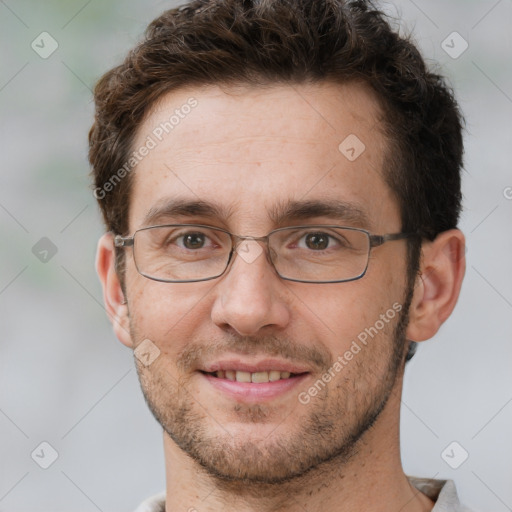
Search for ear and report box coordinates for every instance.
[406,229,466,342]
[96,233,133,348]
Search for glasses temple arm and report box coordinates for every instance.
[114,235,134,248]
[369,232,419,248]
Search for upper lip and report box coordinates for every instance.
[200,358,311,374]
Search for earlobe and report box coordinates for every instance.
[96,233,133,348]
[406,229,466,342]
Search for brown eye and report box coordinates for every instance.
[304,233,330,250]
[181,233,206,249]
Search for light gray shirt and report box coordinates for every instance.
[134,477,475,511]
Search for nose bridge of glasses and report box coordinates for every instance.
[228,234,276,269]
[232,233,269,246]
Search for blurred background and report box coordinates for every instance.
[0,0,511,510]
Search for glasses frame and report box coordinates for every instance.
[114,224,418,284]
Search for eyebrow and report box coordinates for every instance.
[268,198,370,227]
[142,198,235,227]
[141,197,370,229]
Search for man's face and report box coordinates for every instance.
[123,82,411,483]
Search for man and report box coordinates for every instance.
[90,0,471,510]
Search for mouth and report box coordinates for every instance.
[200,369,307,383]
[197,359,311,402]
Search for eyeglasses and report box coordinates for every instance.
[114,224,417,284]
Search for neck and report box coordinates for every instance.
[162,376,434,512]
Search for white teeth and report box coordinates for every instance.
[212,370,296,383]
[268,370,281,382]
[236,371,252,382]
[251,371,269,383]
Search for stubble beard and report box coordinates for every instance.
[131,289,412,489]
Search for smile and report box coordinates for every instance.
[202,370,305,383]
[199,370,310,402]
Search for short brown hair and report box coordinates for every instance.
[89,0,463,290]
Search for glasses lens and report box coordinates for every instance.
[133,225,231,282]
[269,226,370,282]
[131,225,370,283]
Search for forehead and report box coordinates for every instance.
[129,81,399,233]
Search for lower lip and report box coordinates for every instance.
[200,372,309,402]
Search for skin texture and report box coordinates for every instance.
[96,81,465,511]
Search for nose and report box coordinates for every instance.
[210,240,291,336]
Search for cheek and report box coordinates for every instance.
[127,271,217,345]
[314,276,403,359]
[289,281,392,352]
